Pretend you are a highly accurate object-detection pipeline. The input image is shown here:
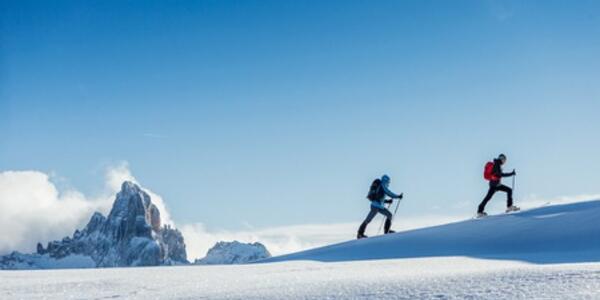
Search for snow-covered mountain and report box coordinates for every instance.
[264,200,600,264]
[0,181,188,270]
[195,241,271,265]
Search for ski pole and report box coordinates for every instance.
[391,194,403,224]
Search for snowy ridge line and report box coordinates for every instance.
[262,199,600,264]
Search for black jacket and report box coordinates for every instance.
[491,159,512,185]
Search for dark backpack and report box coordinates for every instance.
[367,179,384,201]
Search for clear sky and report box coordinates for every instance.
[2,0,600,230]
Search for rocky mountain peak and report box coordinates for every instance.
[1,181,188,269]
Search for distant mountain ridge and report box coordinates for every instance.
[1,181,187,270]
[194,241,271,265]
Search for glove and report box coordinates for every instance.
[511,170,516,176]
[384,199,393,204]
[398,193,404,200]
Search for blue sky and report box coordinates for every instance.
[1,0,600,230]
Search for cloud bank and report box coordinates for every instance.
[0,170,100,255]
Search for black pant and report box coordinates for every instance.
[358,205,393,235]
[478,182,513,213]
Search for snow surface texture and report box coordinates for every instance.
[2,258,600,299]
[195,241,271,265]
[0,181,187,269]
[264,200,600,264]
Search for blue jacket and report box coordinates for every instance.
[371,181,401,209]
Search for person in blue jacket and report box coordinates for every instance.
[357,174,403,239]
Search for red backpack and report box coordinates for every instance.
[483,161,498,181]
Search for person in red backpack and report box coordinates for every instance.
[477,154,518,217]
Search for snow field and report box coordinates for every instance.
[2,257,600,299]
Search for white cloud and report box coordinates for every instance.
[0,163,172,255]
[0,171,100,255]
[105,161,137,193]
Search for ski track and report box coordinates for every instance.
[2,257,600,299]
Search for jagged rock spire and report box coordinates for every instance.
[7,181,188,269]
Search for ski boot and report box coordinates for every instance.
[506,205,520,213]
[357,233,368,239]
[476,212,488,218]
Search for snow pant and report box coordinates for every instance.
[478,182,513,213]
[357,205,393,235]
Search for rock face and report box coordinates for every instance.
[0,181,188,269]
[195,241,271,265]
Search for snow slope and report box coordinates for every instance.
[264,200,600,264]
[2,258,600,299]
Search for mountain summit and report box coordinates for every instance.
[1,181,188,269]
